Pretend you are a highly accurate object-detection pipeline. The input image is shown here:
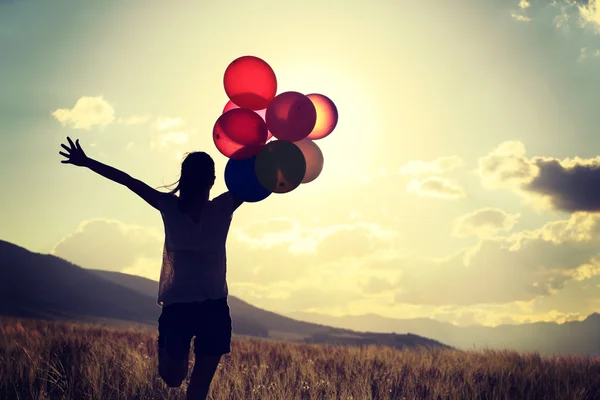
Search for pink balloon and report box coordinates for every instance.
[265,92,317,142]
[223,100,273,140]
[306,93,338,140]
[294,139,324,183]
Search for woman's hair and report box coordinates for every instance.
[162,151,215,211]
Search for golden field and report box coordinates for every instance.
[1,318,598,400]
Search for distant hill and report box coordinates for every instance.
[0,240,449,351]
[287,311,600,357]
[0,240,159,325]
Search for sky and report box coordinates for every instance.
[2,0,600,327]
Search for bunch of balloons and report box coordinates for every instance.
[213,56,338,202]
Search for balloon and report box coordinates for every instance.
[223,56,277,110]
[294,139,324,183]
[223,100,273,140]
[255,140,306,194]
[213,109,267,159]
[265,91,317,142]
[306,93,338,140]
[225,156,271,202]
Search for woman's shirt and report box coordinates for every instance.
[157,192,234,307]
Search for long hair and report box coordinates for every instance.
[161,151,215,212]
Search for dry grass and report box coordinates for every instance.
[1,317,598,399]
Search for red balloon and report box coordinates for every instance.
[213,109,267,159]
[306,94,338,140]
[265,92,317,142]
[223,100,273,140]
[223,56,277,110]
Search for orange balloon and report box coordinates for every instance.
[294,139,324,183]
[265,92,317,142]
[223,100,273,140]
[213,109,267,159]
[306,93,338,140]
[223,56,277,110]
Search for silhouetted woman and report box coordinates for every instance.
[60,137,243,400]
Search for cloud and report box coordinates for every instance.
[50,213,600,315]
[525,157,600,212]
[51,219,162,280]
[453,208,520,238]
[117,114,151,125]
[399,156,463,177]
[234,219,398,260]
[159,131,191,147]
[230,282,358,311]
[430,304,584,327]
[314,225,397,262]
[579,0,600,30]
[242,218,297,238]
[360,276,396,295]
[394,212,600,306]
[230,213,600,311]
[152,116,186,131]
[511,13,532,22]
[479,141,600,212]
[51,96,115,130]
[147,116,195,149]
[478,141,539,189]
[406,177,465,199]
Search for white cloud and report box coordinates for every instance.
[117,114,151,125]
[479,141,600,212]
[453,208,520,238]
[579,0,600,30]
[511,13,532,22]
[234,213,600,309]
[52,96,115,130]
[231,212,600,311]
[152,116,186,131]
[478,141,539,190]
[51,219,162,281]
[406,177,465,199]
[147,116,195,149]
[159,131,191,147]
[399,156,463,177]
[50,213,600,316]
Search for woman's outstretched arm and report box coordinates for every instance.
[59,137,162,210]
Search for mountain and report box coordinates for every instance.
[287,311,600,357]
[0,240,448,351]
[0,240,159,325]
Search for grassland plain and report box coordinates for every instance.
[1,318,598,400]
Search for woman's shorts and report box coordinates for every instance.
[157,298,232,360]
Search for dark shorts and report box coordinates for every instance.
[157,298,232,360]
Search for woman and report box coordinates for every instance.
[59,137,243,400]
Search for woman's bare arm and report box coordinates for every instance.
[59,137,162,210]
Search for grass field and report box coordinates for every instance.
[1,318,599,399]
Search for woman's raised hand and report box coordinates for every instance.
[59,137,89,167]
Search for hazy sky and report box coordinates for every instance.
[2,0,600,327]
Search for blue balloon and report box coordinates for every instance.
[225,156,272,202]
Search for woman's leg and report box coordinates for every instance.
[157,304,192,387]
[186,355,221,400]
[187,299,231,399]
